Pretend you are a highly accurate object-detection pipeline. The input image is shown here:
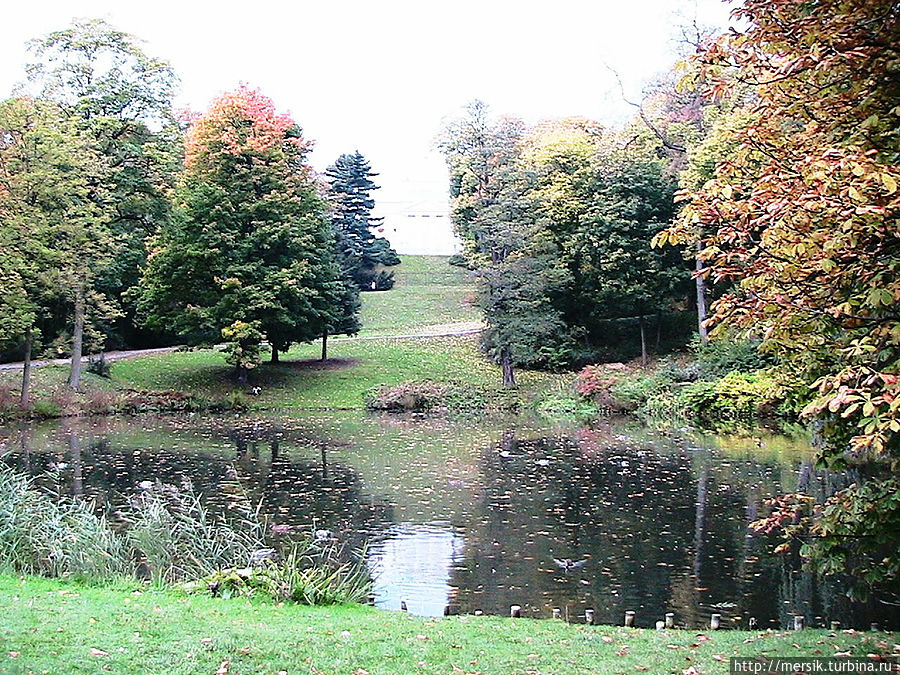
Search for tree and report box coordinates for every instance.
[440,101,571,385]
[655,0,900,600]
[0,96,112,395]
[521,119,690,364]
[137,86,343,381]
[326,151,399,291]
[24,19,180,386]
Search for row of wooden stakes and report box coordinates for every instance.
[388,597,883,631]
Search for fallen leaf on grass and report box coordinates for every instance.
[238,647,251,654]
[216,660,230,675]
[90,648,109,657]
[682,667,701,675]
[200,638,213,645]
[602,636,614,643]
[416,634,430,641]
[7,652,19,658]
[713,655,727,662]
[354,670,369,675]
[667,645,681,650]
[636,666,649,671]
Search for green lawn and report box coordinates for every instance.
[2,575,893,675]
[108,336,563,410]
[358,255,481,336]
[0,256,563,412]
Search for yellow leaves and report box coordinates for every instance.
[848,186,863,202]
[882,172,897,195]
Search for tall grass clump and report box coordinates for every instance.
[0,467,128,580]
[124,481,265,583]
[0,467,371,604]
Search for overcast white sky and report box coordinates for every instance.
[1,0,735,253]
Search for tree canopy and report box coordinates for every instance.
[137,86,343,378]
[655,0,900,600]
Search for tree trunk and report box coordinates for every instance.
[696,242,709,344]
[321,331,328,361]
[68,284,85,391]
[20,327,33,408]
[655,311,662,355]
[237,365,248,385]
[500,345,516,388]
[270,344,279,363]
[639,315,648,366]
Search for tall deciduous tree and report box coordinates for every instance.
[326,151,399,291]
[24,19,180,386]
[655,0,900,600]
[441,101,570,385]
[137,86,342,381]
[522,119,690,364]
[0,96,111,394]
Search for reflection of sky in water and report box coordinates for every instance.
[367,522,464,617]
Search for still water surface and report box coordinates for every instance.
[0,412,893,629]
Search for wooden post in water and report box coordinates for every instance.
[710,614,721,630]
[552,608,562,620]
[794,616,805,631]
[830,621,840,631]
[585,609,594,625]
[749,617,758,630]
[510,605,521,618]
[625,611,636,627]
[665,613,675,629]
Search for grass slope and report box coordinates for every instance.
[359,255,481,336]
[2,576,894,675]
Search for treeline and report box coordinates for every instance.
[438,102,700,381]
[0,20,398,394]
[442,0,900,602]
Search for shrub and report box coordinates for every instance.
[693,333,773,380]
[680,371,778,427]
[30,398,62,418]
[365,381,518,414]
[86,352,111,378]
[610,372,673,411]
[0,386,19,420]
[180,546,370,606]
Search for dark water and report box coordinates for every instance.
[0,412,895,630]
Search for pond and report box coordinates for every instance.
[0,411,894,630]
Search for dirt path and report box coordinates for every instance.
[0,325,484,372]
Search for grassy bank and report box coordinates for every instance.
[0,256,538,415]
[1,575,894,675]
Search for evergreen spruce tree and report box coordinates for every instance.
[326,151,399,291]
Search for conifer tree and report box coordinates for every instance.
[326,151,399,291]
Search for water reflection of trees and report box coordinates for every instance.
[450,429,887,628]
[1,420,392,552]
